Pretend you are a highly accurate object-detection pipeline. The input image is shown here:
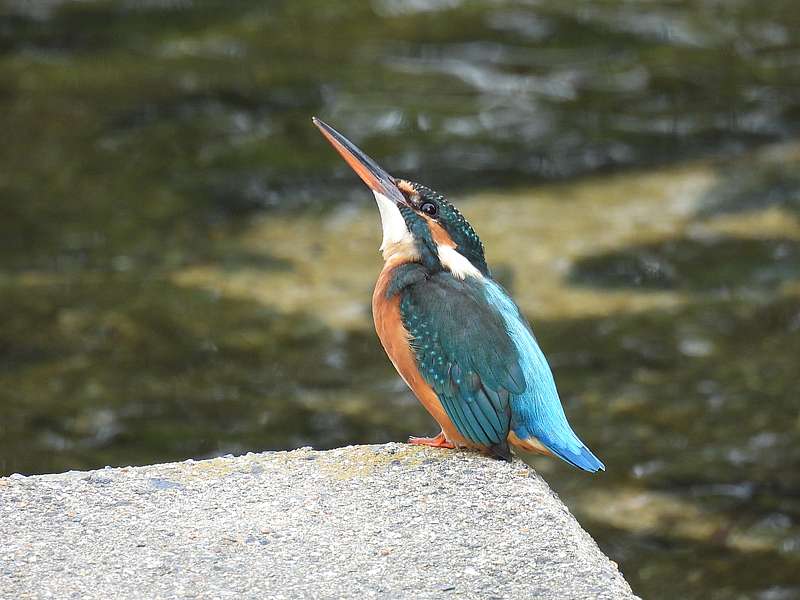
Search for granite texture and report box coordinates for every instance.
[0,444,637,599]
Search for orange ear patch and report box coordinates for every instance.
[424,217,456,248]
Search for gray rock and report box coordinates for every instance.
[0,444,638,599]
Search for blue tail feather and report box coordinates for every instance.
[540,433,605,472]
[483,281,605,473]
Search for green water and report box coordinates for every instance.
[2,1,800,598]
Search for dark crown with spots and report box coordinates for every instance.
[409,182,489,276]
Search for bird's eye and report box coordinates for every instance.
[420,201,438,217]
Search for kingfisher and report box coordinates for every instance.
[313,117,604,472]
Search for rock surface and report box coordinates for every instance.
[0,444,637,599]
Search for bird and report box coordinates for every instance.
[313,117,604,473]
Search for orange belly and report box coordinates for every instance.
[372,261,472,448]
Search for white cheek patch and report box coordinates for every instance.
[373,191,413,252]
[437,245,483,280]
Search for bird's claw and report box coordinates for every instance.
[408,432,456,449]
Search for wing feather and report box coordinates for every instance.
[399,272,520,447]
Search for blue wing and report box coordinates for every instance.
[483,280,605,472]
[399,271,526,456]
[398,270,604,472]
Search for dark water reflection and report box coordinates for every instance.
[2,1,800,598]
[570,236,800,290]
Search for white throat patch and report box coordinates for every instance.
[437,245,483,280]
[373,190,482,280]
[373,191,413,253]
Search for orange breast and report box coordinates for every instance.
[372,260,472,448]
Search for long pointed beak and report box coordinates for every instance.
[312,117,407,205]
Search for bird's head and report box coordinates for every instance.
[313,117,488,279]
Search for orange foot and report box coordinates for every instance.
[408,431,456,449]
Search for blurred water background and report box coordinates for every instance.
[2,1,800,597]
